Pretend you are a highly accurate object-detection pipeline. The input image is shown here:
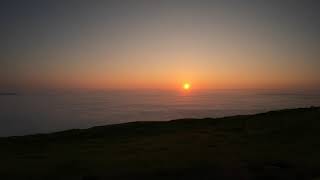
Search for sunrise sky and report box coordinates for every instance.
[1,1,320,91]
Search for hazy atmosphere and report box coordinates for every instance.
[1,0,320,91]
[1,1,320,179]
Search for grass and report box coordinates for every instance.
[0,107,320,179]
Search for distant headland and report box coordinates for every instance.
[0,92,17,96]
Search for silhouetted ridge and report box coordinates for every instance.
[0,107,319,180]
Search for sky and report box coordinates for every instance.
[1,0,320,91]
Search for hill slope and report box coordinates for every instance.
[0,107,320,179]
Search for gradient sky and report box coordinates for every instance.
[1,0,320,91]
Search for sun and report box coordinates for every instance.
[183,83,191,90]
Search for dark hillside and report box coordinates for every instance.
[0,107,319,179]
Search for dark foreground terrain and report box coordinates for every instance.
[0,107,320,179]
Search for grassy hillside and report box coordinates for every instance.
[0,107,320,179]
